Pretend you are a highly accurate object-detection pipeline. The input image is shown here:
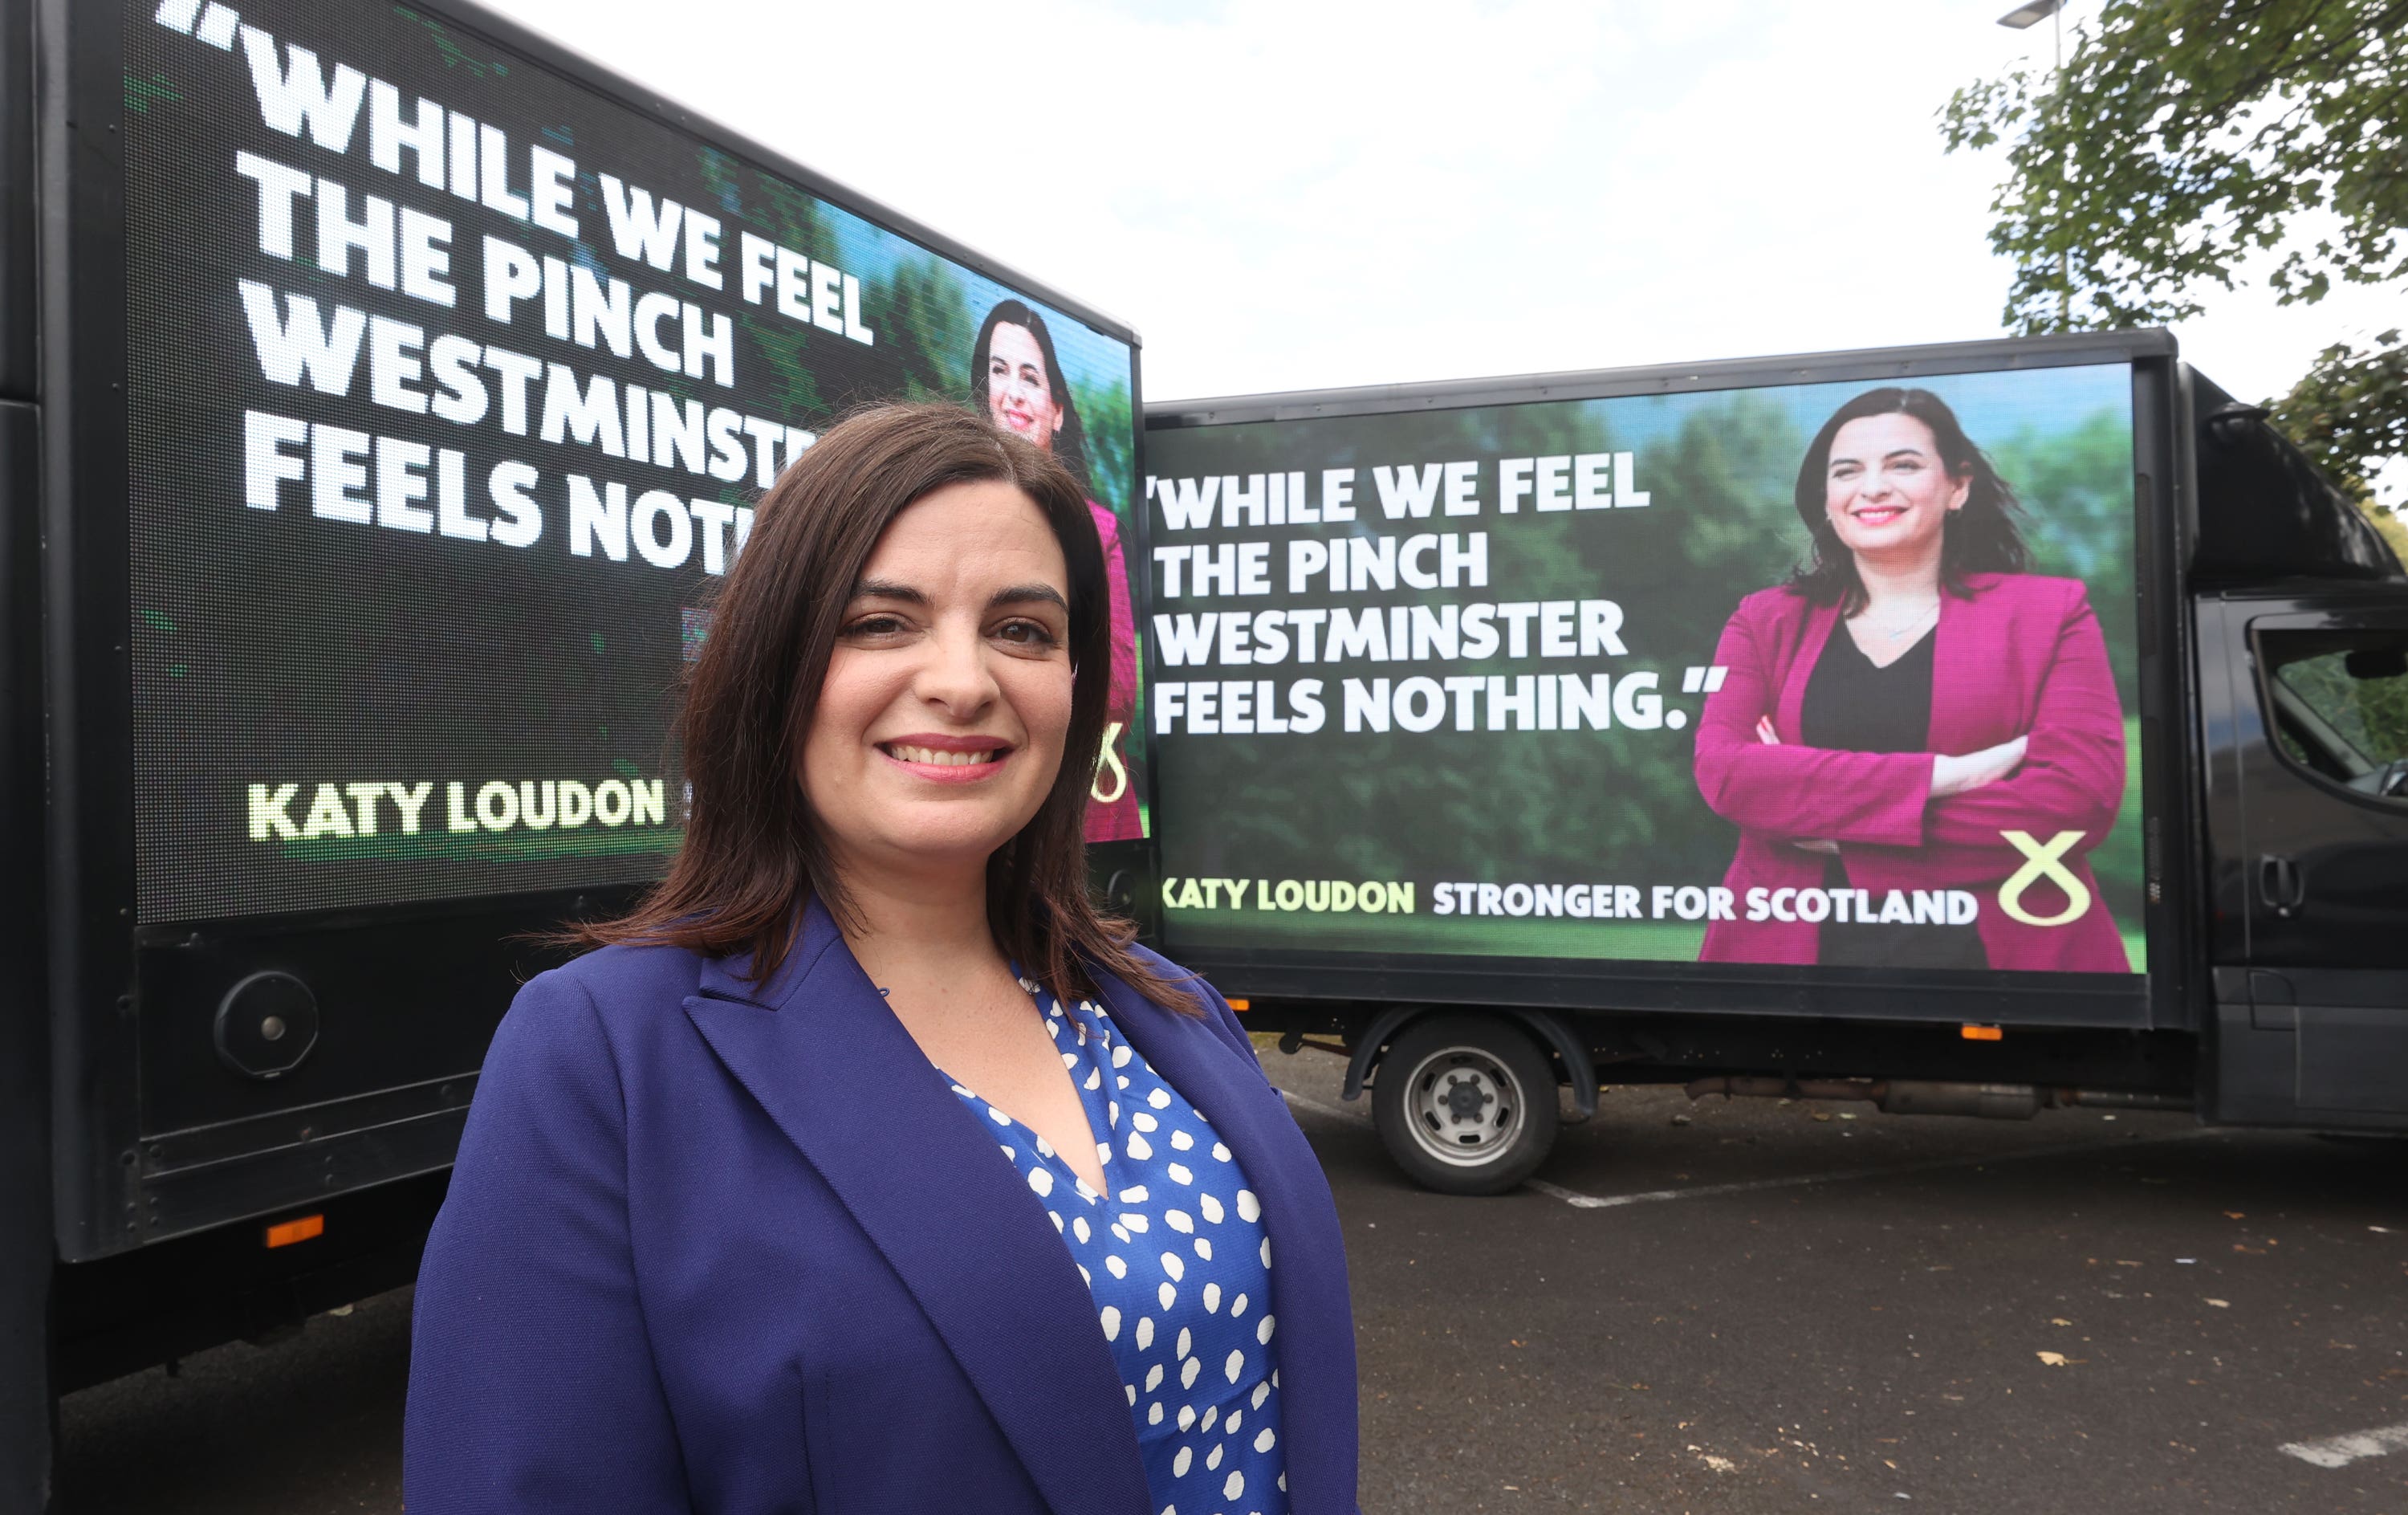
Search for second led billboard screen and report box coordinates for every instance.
[1145,364,2146,974]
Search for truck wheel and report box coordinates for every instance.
[1371,1015,1559,1195]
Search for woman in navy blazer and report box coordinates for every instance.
[405,405,1361,1514]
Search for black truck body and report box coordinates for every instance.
[1138,334,2408,1192]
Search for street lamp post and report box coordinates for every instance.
[1998,0,2072,328]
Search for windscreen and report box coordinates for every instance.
[125,0,1141,924]
[1144,364,2146,975]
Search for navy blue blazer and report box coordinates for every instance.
[404,901,1360,1514]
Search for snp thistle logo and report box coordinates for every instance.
[1091,720,1129,805]
[1998,830,2090,927]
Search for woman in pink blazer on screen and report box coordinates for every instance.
[974,299,1145,841]
[1693,386,2129,972]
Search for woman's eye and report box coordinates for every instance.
[995,620,1060,647]
[845,614,909,638]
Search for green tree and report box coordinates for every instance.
[877,256,976,408]
[2273,332,2408,529]
[1080,378,1135,519]
[1941,0,2406,503]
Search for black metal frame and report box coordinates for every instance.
[37,0,1143,1264]
[1142,331,2199,1033]
[0,361,48,1515]
[2,0,49,1495]
[42,0,138,1270]
[0,0,26,397]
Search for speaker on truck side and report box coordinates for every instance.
[212,971,319,1080]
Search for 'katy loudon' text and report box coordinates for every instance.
[246,776,669,840]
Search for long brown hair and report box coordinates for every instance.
[577,402,1188,1010]
[1788,386,2032,614]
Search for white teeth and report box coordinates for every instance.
[888,744,1000,768]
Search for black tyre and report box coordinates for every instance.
[1370,1014,1559,1195]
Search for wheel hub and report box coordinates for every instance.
[1440,1072,1495,1122]
[1402,1046,1526,1168]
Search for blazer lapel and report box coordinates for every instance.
[1775,599,1843,741]
[1094,967,1361,1515]
[681,902,1152,1515]
[1926,587,1995,756]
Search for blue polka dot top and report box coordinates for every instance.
[945,978,1288,1515]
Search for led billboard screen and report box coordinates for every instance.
[126,0,1141,923]
[1145,364,2146,974]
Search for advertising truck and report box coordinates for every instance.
[1139,333,2408,1194]
[2,0,1145,1500]
[6,2,2405,1509]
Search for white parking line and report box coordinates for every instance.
[1523,1128,2219,1209]
[2280,1422,2408,1468]
[1277,1087,1370,1126]
[1525,1179,1617,1207]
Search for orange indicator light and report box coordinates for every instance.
[264,1214,325,1248]
[1961,1024,2004,1042]
[1225,998,1252,1012]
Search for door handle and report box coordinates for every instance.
[2258,854,2304,917]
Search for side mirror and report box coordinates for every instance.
[2343,645,2408,681]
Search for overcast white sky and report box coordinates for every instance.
[483,0,2396,462]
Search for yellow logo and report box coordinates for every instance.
[1090,720,1129,805]
[1998,829,2091,927]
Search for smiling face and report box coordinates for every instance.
[1823,412,1970,564]
[985,323,1064,453]
[799,480,1075,883]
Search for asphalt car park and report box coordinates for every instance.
[55,1045,2408,1513]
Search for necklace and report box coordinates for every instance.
[1866,598,1939,641]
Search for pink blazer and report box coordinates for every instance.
[1084,501,1145,841]
[1692,572,2129,972]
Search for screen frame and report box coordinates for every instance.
[1140,332,2195,1034]
[40,0,1144,1258]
